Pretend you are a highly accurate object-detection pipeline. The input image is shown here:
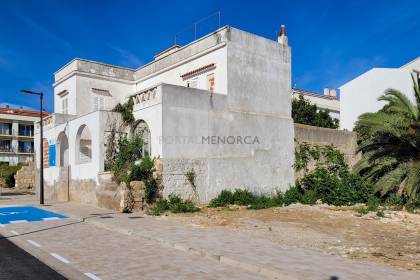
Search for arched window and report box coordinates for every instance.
[132,120,151,157]
[76,125,92,164]
[56,132,69,167]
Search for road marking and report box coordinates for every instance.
[43,217,61,221]
[9,220,28,224]
[84,272,102,280]
[50,253,70,264]
[27,240,41,248]
[10,230,19,235]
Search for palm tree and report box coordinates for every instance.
[354,73,420,201]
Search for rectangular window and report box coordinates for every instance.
[18,141,34,153]
[93,95,105,111]
[0,139,11,152]
[18,124,34,137]
[0,122,12,135]
[62,98,68,114]
[188,78,198,89]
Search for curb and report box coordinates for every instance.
[86,219,297,280]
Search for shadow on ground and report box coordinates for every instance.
[0,232,66,280]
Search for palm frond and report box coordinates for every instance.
[373,163,408,196]
[379,88,417,120]
[410,73,420,113]
[406,161,420,200]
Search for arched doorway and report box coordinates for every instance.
[76,125,92,164]
[56,132,69,167]
[132,120,151,157]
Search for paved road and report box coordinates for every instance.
[0,233,66,280]
[1,190,419,280]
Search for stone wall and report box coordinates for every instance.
[14,162,35,190]
[161,158,208,202]
[294,123,361,167]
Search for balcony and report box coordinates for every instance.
[37,113,77,131]
[0,147,13,153]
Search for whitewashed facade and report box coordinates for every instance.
[339,57,420,130]
[35,26,295,206]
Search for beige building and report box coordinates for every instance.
[292,87,340,120]
[0,106,48,165]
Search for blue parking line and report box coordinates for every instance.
[0,206,67,225]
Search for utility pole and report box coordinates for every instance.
[20,90,44,204]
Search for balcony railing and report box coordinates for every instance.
[18,148,34,154]
[0,147,12,153]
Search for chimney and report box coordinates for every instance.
[330,89,337,97]
[324,87,329,96]
[277,24,288,46]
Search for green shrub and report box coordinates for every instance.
[151,199,169,216]
[128,156,158,203]
[167,194,199,213]
[210,189,285,210]
[405,195,420,213]
[232,189,256,206]
[283,186,303,206]
[301,190,317,205]
[367,196,381,211]
[385,194,404,206]
[248,192,284,209]
[209,190,234,207]
[354,206,369,216]
[151,194,199,216]
[295,144,373,206]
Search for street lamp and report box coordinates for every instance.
[20,90,44,205]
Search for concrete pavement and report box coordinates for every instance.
[1,190,419,280]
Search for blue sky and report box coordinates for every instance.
[0,0,419,112]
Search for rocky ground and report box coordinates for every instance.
[166,204,420,272]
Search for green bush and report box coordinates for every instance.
[208,190,235,207]
[151,194,199,216]
[405,195,420,213]
[151,199,169,216]
[283,186,303,206]
[128,156,158,203]
[301,190,317,205]
[295,144,373,206]
[376,209,385,217]
[248,192,284,209]
[367,196,381,211]
[209,189,285,209]
[167,194,199,213]
[232,189,256,206]
[0,164,21,188]
[385,194,404,206]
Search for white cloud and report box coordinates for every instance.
[108,44,143,68]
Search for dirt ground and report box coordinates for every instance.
[166,204,420,272]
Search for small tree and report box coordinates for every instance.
[292,95,339,129]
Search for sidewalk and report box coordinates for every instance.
[1,191,419,280]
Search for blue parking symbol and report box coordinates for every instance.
[0,206,67,225]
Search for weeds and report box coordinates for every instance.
[150,194,199,216]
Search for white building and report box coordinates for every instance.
[292,88,340,120]
[339,57,420,130]
[0,106,47,165]
[35,26,295,207]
